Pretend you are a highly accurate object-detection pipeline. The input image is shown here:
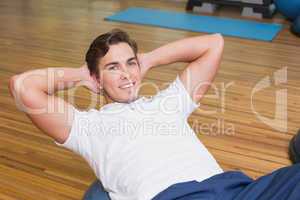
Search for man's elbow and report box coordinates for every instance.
[9,74,31,104]
[9,74,45,112]
[212,33,224,50]
[8,75,19,99]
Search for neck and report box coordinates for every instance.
[104,94,115,104]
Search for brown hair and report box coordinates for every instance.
[85,29,138,78]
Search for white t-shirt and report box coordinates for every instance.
[55,76,223,200]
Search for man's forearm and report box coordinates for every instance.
[146,34,222,68]
[11,67,84,98]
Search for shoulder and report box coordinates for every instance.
[152,75,200,118]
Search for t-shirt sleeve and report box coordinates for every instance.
[54,107,97,159]
[157,75,200,119]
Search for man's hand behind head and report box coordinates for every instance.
[79,63,101,94]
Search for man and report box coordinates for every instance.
[9,29,300,200]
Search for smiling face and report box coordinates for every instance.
[98,42,142,103]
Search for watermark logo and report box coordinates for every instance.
[251,67,287,132]
[10,67,288,136]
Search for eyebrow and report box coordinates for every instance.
[104,57,137,68]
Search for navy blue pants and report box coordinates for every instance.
[83,164,300,200]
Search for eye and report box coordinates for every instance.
[128,62,137,66]
[108,65,118,70]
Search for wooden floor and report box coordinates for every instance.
[1,0,300,199]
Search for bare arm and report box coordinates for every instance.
[9,65,99,144]
[140,34,224,102]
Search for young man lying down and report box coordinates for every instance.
[9,29,300,200]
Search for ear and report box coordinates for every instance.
[91,74,103,89]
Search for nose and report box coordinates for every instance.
[120,67,131,80]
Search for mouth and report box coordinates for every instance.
[119,81,136,89]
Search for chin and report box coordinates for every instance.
[106,87,139,103]
[123,95,138,103]
[120,91,139,103]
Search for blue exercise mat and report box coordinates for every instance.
[105,7,282,41]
